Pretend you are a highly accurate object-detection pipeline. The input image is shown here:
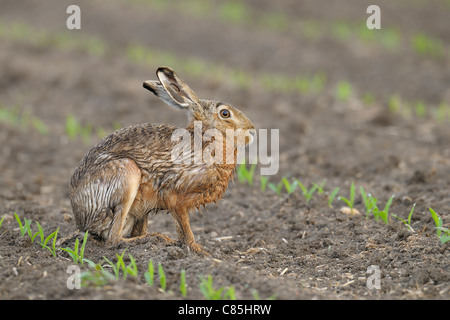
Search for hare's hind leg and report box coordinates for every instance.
[103,158,142,245]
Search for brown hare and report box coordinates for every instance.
[69,66,255,254]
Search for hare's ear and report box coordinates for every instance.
[155,67,199,110]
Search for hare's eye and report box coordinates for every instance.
[220,109,231,119]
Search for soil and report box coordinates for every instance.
[0,0,449,300]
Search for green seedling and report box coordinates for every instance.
[268,181,284,195]
[61,231,89,265]
[312,180,326,194]
[371,195,395,224]
[66,114,93,143]
[103,250,127,280]
[411,33,444,58]
[436,227,450,244]
[251,288,277,300]
[429,208,443,237]
[219,0,248,23]
[126,254,138,278]
[145,259,155,286]
[237,162,257,185]
[0,217,4,230]
[428,208,450,244]
[14,213,31,237]
[393,203,415,232]
[158,262,166,292]
[43,228,59,257]
[260,176,268,192]
[295,179,321,203]
[80,260,115,287]
[180,269,187,298]
[282,177,298,194]
[338,182,356,210]
[328,187,340,208]
[336,81,352,101]
[199,275,236,300]
[360,187,375,218]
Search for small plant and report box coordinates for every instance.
[180,269,187,298]
[145,259,155,286]
[103,250,137,280]
[0,216,4,230]
[251,289,277,300]
[338,182,356,211]
[335,81,352,101]
[360,187,375,218]
[295,179,322,203]
[44,228,59,257]
[393,203,415,232]
[14,213,32,237]
[282,177,298,194]
[199,275,236,300]
[268,180,284,195]
[236,162,257,185]
[158,262,166,292]
[65,114,93,143]
[80,260,115,287]
[428,208,449,244]
[410,33,444,58]
[260,176,268,192]
[61,231,89,265]
[328,187,340,208]
[372,195,395,224]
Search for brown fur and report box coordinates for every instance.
[69,67,255,254]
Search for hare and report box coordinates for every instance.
[69,66,255,254]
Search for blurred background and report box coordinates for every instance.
[0,0,449,195]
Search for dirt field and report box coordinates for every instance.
[0,0,449,300]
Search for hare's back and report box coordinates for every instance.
[70,123,178,190]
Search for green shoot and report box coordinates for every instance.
[125,254,138,278]
[312,180,326,194]
[295,179,320,203]
[377,195,394,224]
[360,187,377,218]
[0,216,4,230]
[180,269,187,298]
[251,288,277,300]
[260,176,268,192]
[80,261,115,287]
[103,250,127,280]
[436,227,450,244]
[393,203,416,232]
[338,182,355,210]
[366,194,394,224]
[14,213,31,237]
[282,177,298,194]
[158,262,166,292]
[429,208,443,237]
[60,231,89,265]
[268,181,284,195]
[236,162,257,185]
[43,228,59,257]
[199,275,236,300]
[328,187,340,208]
[336,81,352,101]
[145,260,155,286]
